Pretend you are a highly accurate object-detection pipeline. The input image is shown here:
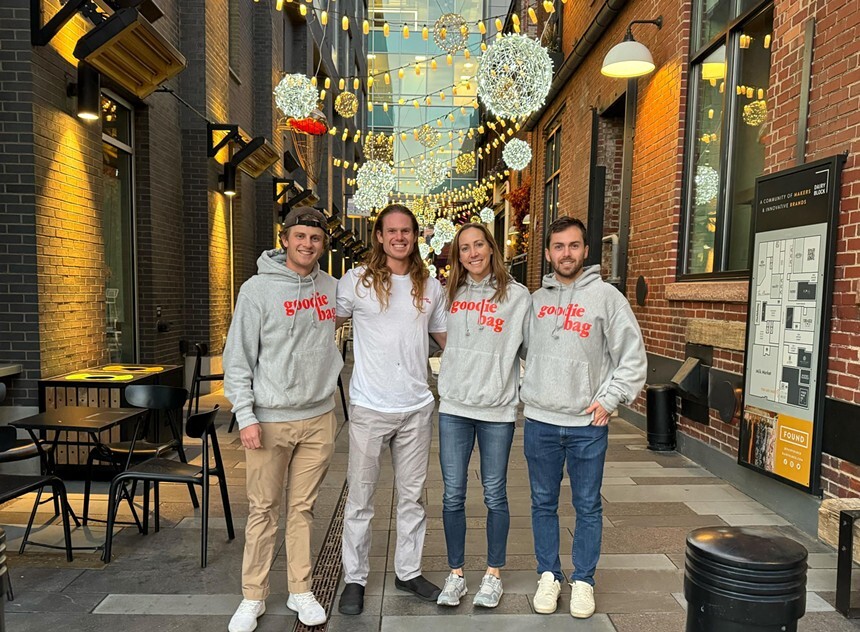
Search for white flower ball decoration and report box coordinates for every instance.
[354,187,388,213]
[427,264,437,278]
[433,218,456,244]
[429,235,444,253]
[477,34,553,119]
[274,74,319,119]
[356,160,395,198]
[415,159,449,190]
[419,242,431,259]
[694,165,719,207]
[502,138,533,171]
[480,207,495,223]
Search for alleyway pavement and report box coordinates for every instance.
[2,369,860,631]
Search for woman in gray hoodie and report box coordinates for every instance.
[435,223,531,609]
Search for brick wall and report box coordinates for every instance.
[0,0,39,402]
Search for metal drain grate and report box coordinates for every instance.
[292,480,349,632]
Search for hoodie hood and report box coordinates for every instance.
[256,249,321,334]
[257,248,320,280]
[541,265,602,339]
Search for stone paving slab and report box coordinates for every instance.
[380,613,617,631]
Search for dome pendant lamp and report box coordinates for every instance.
[601,17,663,79]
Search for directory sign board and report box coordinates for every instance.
[738,155,845,493]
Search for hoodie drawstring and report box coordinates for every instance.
[289,276,303,335]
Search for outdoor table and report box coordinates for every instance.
[37,364,181,474]
[10,406,147,551]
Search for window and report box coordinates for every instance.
[543,125,561,273]
[682,0,773,275]
[101,93,136,362]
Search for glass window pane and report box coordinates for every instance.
[695,0,731,51]
[725,6,773,271]
[101,95,130,145]
[686,46,726,275]
[553,133,561,171]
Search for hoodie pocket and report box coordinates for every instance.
[438,346,506,408]
[280,346,344,409]
[521,354,592,415]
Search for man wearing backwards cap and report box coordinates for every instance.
[224,207,343,632]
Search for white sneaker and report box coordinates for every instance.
[436,572,467,606]
[228,599,265,632]
[532,571,561,614]
[287,591,327,627]
[569,580,595,619]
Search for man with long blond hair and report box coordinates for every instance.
[336,204,448,615]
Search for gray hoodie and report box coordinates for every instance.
[438,275,531,422]
[223,249,344,429]
[521,265,647,427]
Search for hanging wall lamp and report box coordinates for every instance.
[67,61,101,121]
[601,17,663,78]
[219,163,237,197]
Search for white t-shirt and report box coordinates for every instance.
[337,266,447,413]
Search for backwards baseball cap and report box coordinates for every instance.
[280,207,326,232]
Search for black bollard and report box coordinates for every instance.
[646,384,676,451]
[0,527,6,632]
[685,527,807,632]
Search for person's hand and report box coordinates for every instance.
[586,401,610,426]
[240,423,263,450]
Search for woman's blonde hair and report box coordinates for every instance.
[446,222,510,307]
[359,204,428,311]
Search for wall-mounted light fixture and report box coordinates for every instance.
[219,163,237,197]
[601,17,663,79]
[208,124,278,178]
[67,61,101,121]
[74,8,186,98]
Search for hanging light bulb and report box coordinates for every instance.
[415,64,421,75]
[339,78,345,90]
[320,88,326,100]
[426,96,432,105]
[431,59,438,70]
[384,72,390,85]
[398,68,405,79]
[495,17,503,31]
[464,49,470,59]
[478,21,486,34]
[383,102,388,112]
[324,77,331,89]
[363,19,369,34]
[439,91,445,100]
[528,7,537,22]
[447,54,453,65]
[299,4,307,16]
[413,100,419,108]
[481,42,488,52]
[342,15,349,30]
[383,22,390,37]
[403,24,409,38]
[310,76,317,87]
[422,25,429,40]
[320,10,327,25]
[353,78,360,90]
[367,76,374,88]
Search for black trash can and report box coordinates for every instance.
[646,383,676,451]
[685,527,807,632]
[0,527,6,632]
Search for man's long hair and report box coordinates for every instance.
[446,223,510,307]
[359,204,428,311]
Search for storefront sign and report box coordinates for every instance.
[739,155,845,494]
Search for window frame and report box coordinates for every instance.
[542,123,562,276]
[678,0,774,280]
[101,88,138,362]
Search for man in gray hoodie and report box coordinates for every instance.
[521,216,647,620]
[224,208,344,632]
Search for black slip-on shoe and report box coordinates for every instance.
[394,575,442,601]
[338,583,365,615]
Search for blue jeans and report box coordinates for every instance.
[524,418,608,586]
[439,413,515,569]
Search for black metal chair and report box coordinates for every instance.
[0,471,74,561]
[102,406,235,567]
[189,343,237,432]
[82,384,198,527]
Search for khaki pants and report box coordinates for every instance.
[242,411,336,598]
[341,401,434,584]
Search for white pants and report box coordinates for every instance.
[341,401,435,584]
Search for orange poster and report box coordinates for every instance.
[772,414,813,486]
